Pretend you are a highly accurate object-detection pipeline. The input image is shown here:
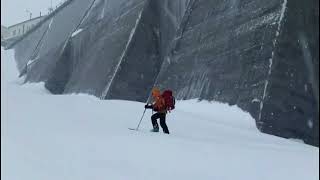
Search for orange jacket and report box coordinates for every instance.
[152,96,166,113]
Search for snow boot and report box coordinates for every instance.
[150,125,159,132]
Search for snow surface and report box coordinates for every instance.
[1,47,319,180]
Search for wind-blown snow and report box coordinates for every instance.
[1,47,319,180]
[258,0,288,123]
[101,7,144,99]
[48,18,54,29]
[71,28,83,37]
[99,0,106,20]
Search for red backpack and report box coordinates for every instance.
[161,90,175,112]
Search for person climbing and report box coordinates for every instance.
[144,87,175,134]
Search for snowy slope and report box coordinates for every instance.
[1,47,319,180]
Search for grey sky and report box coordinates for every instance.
[1,0,63,27]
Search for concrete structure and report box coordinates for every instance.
[10,0,319,146]
[1,15,46,44]
[1,25,10,41]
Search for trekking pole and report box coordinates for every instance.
[135,108,147,130]
[133,89,154,130]
[130,87,155,131]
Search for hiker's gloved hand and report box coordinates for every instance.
[145,104,152,109]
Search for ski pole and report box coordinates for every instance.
[134,86,155,130]
[135,108,147,130]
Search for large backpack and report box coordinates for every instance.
[162,90,175,112]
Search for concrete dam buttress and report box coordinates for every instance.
[6,0,319,146]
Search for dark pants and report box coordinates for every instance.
[151,113,169,134]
